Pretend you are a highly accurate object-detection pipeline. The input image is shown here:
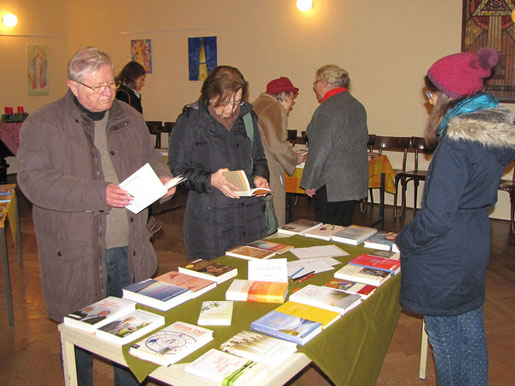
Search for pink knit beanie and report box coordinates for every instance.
[427,48,499,98]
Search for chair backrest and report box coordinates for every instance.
[162,122,175,133]
[287,129,297,145]
[145,121,162,135]
[410,136,435,172]
[367,134,376,151]
[372,136,411,172]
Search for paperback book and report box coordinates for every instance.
[95,309,165,345]
[349,254,401,275]
[154,271,216,298]
[275,301,341,329]
[198,300,234,326]
[226,280,288,304]
[331,225,378,246]
[223,170,272,197]
[185,349,268,385]
[178,259,238,284]
[367,249,400,261]
[334,264,391,286]
[225,245,276,261]
[64,297,136,333]
[122,279,192,311]
[220,330,297,367]
[323,278,377,299]
[277,219,323,236]
[247,239,294,254]
[289,284,362,314]
[129,321,214,366]
[250,309,322,346]
[303,224,346,241]
[363,231,399,252]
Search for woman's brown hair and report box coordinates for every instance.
[201,66,248,107]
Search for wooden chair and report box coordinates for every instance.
[400,137,435,214]
[162,122,175,148]
[370,135,411,216]
[145,121,163,148]
[360,134,376,213]
[498,165,515,233]
[287,129,297,145]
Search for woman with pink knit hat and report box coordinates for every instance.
[397,48,514,385]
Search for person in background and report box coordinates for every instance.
[168,65,270,260]
[396,48,515,385]
[252,77,304,226]
[17,47,175,386]
[115,61,146,114]
[300,64,368,226]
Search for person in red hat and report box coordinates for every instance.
[397,48,515,385]
[252,77,304,226]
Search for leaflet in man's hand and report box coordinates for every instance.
[223,170,271,196]
[119,163,185,214]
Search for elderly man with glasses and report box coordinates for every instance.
[17,47,175,385]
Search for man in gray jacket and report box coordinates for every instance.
[17,47,175,385]
[300,65,368,226]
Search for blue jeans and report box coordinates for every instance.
[424,306,488,386]
[75,246,142,386]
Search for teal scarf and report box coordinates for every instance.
[438,92,498,136]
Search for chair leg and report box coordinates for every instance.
[413,180,419,211]
[510,190,514,234]
[419,319,429,380]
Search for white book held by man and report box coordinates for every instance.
[119,163,185,214]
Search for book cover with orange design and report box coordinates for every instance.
[226,280,288,304]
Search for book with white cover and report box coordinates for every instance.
[363,231,399,251]
[334,264,391,286]
[198,300,234,326]
[64,297,136,333]
[303,224,346,241]
[331,225,378,245]
[185,349,268,385]
[129,321,214,366]
[95,309,165,345]
[289,284,361,314]
[220,330,297,367]
[119,163,185,214]
[223,170,271,197]
[277,219,323,236]
[122,278,192,311]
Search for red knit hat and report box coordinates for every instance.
[266,77,299,96]
[427,48,498,98]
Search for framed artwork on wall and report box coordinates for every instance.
[462,0,515,102]
[131,39,152,74]
[188,36,217,81]
[27,44,49,96]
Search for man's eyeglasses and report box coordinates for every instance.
[313,80,321,86]
[75,80,117,94]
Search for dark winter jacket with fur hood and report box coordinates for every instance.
[397,106,515,316]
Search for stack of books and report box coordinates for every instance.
[277,219,322,236]
[331,225,378,245]
[349,254,401,275]
[226,280,288,304]
[96,309,165,344]
[288,284,362,315]
[364,231,399,252]
[122,278,192,311]
[178,259,238,284]
[154,271,216,298]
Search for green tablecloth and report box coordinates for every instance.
[124,235,401,385]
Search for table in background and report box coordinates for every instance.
[59,236,401,386]
[0,122,21,184]
[284,154,396,227]
[0,184,23,326]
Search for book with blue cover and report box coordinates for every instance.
[250,309,322,346]
[122,278,192,311]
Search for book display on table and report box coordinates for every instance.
[331,225,378,245]
[122,278,192,311]
[363,231,399,252]
[225,245,276,261]
[223,170,272,197]
[119,163,185,214]
[226,280,288,304]
[198,300,234,326]
[349,254,401,275]
[178,259,238,284]
[334,264,391,286]
[324,278,377,299]
[367,249,400,261]
[154,271,216,298]
[303,224,346,241]
[185,348,268,385]
[63,296,136,333]
[129,321,214,367]
[277,219,323,236]
[247,239,294,254]
[95,309,165,345]
[289,284,362,314]
[220,330,297,366]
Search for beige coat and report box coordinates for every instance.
[252,93,297,225]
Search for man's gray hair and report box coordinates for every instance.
[68,47,113,82]
[316,64,350,88]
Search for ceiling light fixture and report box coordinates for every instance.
[3,13,18,28]
[297,0,313,12]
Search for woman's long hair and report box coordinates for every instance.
[424,76,463,148]
[115,61,145,89]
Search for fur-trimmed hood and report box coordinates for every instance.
[446,105,515,166]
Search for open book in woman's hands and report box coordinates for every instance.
[223,170,271,197]
[119,163,186,214]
